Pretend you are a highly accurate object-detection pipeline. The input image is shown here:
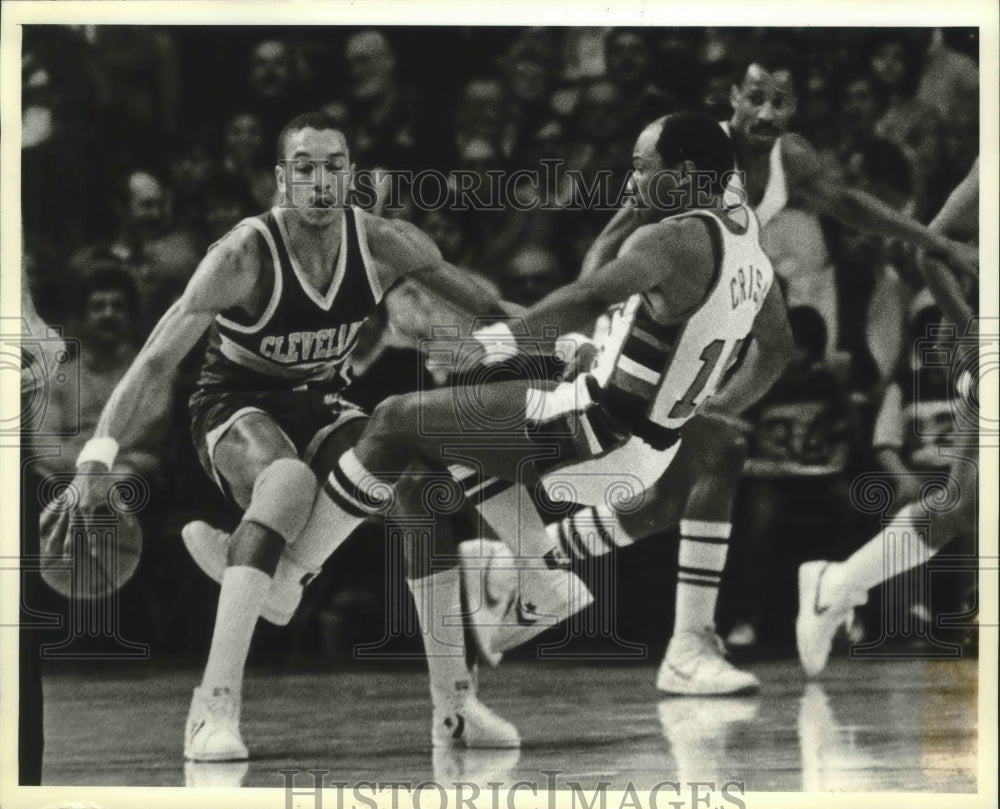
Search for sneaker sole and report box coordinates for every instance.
[657,682,760,697]
[459,541,511,667]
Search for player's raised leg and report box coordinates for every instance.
[797,446,977,677]
[185,413,318,761]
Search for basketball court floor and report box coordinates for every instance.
[41,656,979,793]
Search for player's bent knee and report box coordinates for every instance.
[243,458,319,543]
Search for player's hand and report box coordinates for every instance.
[556,335,599,381]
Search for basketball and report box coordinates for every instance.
[41,508,144,599]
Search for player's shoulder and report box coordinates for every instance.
[357,209,440,261]
[204,217,268,271]
[777,133,839,182]
[622,215,714,271]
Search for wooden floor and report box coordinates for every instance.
[41,657,979,793]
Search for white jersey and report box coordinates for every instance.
[589,205,774,432]
[720,121,789,227]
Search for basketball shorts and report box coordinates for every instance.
[526,375,682,508]
[190,386,368,504]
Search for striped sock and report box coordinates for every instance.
[449,463,553,560]
[324,449,393,518]
[552,505,635,563]
[674,519,731,634]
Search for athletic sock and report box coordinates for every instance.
[406,568,472,710]
[284,449,392,572]
[202,565,271,695]
[822,504,934,612]
[552,505,636,563]
[673,519,732,635]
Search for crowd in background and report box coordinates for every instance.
[21,25,979,662]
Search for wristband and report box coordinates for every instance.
[77,437,119,470]
[472,322,519,365]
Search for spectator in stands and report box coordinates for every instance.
[345,30,425,170]
[167,131,216,231]
[602,29,656,127]
[31,260,162,485]
[81,26,181,167]
[221,111,276,209]
[72,169,201,335]
[244,37,302,145]
[831,69,881,160]
[502,34,560,162]
[498,245,568,307]
[828,137,917,397]
[723,306,861,649]
[562,79,633,211]
[867,31,944,217]
[455,77,513,160]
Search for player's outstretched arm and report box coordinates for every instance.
[928,157,979,242]
[366,217,518,318]
[783,134,978,281]
[705,280,794,416]
[515,218,710,342]
[40,228,260,550]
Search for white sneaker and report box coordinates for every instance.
[433,696,521,750]
[459,539,516,667]
[796,561,866,677]
[181,521,315,626]
[656,629,760,695]
[489,567,594,659]
[184,686,248,762]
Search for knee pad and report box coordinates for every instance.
[244,458,318,543]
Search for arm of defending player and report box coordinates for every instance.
[928,157,979,241]
[579,199,646,280]
[368,217,521,318]
[704,281,795,416]
[41,228,260,544]
[783,134,978,281]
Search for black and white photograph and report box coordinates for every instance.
[1,1,997,807]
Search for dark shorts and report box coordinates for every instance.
[190,386,368,502]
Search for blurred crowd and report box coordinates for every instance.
[21,25,979,660]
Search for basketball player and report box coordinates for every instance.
[251,113,791,708]
[796,158,980,676]
[500,42,979,696]
[40,110,519,761]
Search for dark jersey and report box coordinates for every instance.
[197,207,384,392]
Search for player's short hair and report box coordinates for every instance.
[75,255,139,318]
[846,137,913,200]
[276,110,349,162]
[654,111,736,196]
[734,41,803,97]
